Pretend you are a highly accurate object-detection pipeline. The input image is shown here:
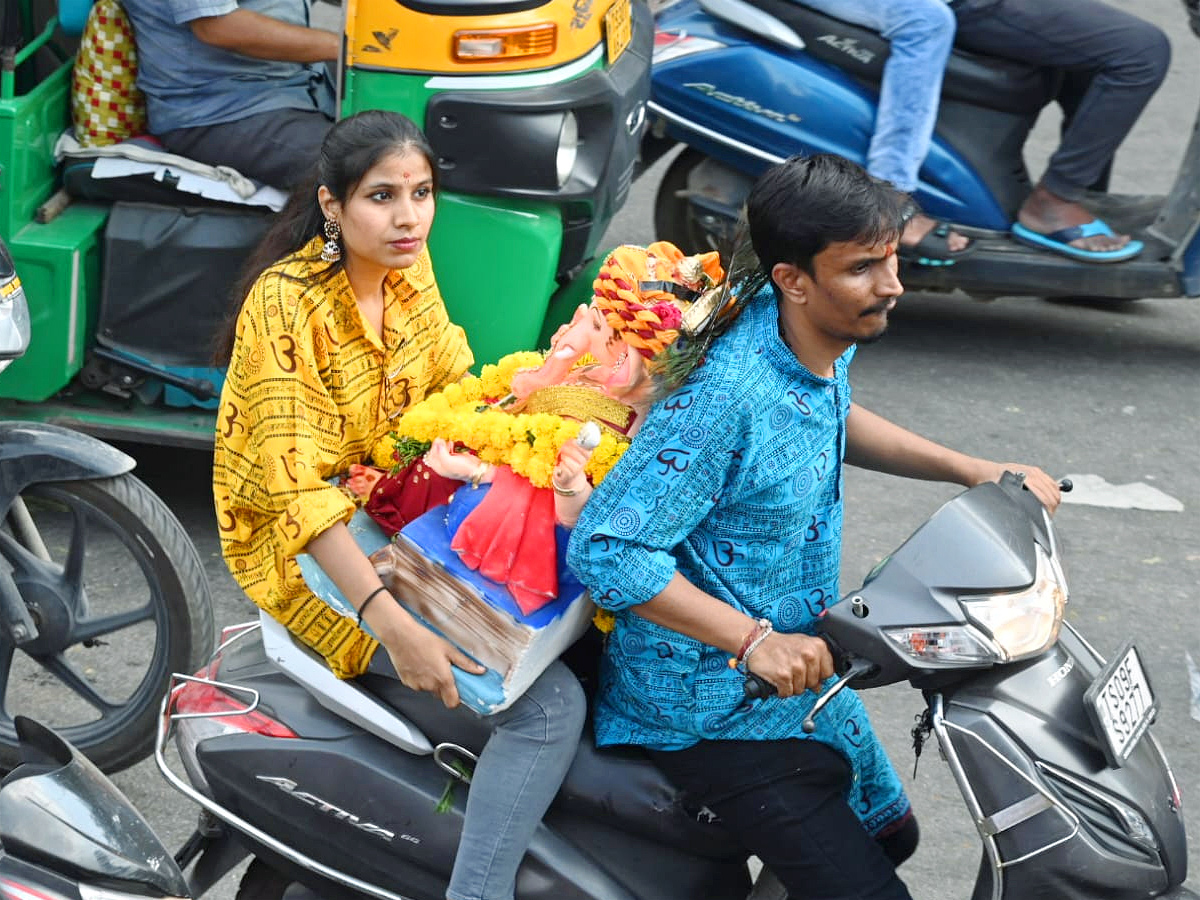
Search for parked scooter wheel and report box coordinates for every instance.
[236,860,327,900]
[0,473,214,773]
[654,148,739,256]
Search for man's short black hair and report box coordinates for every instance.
[747,153,910,277]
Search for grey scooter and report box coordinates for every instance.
[0,476,1194,900]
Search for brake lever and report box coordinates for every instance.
[741,634,872,725]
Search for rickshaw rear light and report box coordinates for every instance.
[453,24,557,61]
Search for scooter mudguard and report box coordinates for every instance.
[0,420,135,513]
[935,627,1188,899]
[0,717,190,898]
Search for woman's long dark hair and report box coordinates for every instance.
[214,110,437,363]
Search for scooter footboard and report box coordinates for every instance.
[932,638,1188,900]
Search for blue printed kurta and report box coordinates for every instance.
[567,293,909,836]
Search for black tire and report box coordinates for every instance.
[237,859,336,900]
[653,148,738,257]
[236,860,292,900]
[0,473,214,773]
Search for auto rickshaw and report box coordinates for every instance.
[0,0,651,446]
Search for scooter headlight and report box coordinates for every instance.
[960,545,1068,661]
[556,111,579,188]
[883,544,1068,666]
[0,273,31,370]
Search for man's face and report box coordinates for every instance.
[801,237,903,344]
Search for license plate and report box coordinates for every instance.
[1084,643,1156,767]
[605,0,632,63]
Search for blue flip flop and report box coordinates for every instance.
[1011,220,1143,263]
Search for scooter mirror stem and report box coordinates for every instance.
[801,658,876,734]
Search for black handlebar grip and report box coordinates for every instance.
[743,672,777,700]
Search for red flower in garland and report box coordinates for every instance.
[651,301,683,330]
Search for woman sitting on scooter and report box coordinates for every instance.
[211,109,585,900]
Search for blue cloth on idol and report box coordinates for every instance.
[567,290,910,837]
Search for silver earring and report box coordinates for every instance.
[321,219,341,262]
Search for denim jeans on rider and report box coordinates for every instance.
[951,0,1169,201]
[367,653,586,900]
[792,0,955,192]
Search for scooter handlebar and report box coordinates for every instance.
[741,634,855,701]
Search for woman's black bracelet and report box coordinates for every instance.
[357,585,389,626]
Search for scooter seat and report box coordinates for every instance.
[730,0,1058,115]
[358,673,741,860]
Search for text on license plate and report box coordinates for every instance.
[1085,643,1156,767]
[605,0,632,64]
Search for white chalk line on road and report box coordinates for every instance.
[1060,473,1184,512]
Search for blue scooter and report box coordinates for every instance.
[641,0,1200,302]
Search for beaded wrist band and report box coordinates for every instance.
[728,617,773,670]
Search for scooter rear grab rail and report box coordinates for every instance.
[154,666,422,900]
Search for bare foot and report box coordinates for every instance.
[1017,184,1131,252]
[902,213,970,253]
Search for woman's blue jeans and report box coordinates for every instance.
[796,0,955,192]
[366,654,585,900]
[439,661,585,900]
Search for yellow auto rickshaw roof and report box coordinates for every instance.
[344,0,628,74]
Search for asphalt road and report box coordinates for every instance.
[94,0,1200,897]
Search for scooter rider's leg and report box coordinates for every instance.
[952,0,1170,254]
[791,0,966,252]
[160,107,334,192]
[649,738,915,900]
[446,661,587,900]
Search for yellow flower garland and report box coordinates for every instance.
[371,352,631,489]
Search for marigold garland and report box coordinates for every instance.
[371,351,631,489]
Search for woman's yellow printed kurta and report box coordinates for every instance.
[213,237,472,678]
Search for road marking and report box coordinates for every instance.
[1060,473,1183,512]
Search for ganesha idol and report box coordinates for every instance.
[300,242,725,714]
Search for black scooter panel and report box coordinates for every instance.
[198,731,463,900]
[357,672,741,860]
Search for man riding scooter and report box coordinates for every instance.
[784,0,1168,264]
[119,0,339,192]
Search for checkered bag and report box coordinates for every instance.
[72,0,147,147]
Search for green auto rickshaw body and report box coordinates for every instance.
[0,0,651,445]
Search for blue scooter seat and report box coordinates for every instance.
[724,0,1058,115]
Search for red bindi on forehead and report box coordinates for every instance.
[881,241,896,258]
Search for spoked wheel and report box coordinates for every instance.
[0,473,214,772]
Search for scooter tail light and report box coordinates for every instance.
[172,679,297,739]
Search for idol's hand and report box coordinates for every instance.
[424,438,493,485]
[346,463,385,498]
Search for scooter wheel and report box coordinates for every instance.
[654,148,736,256]
[237,860,323,900]
[0,473,214,773]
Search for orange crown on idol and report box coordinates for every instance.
[591,241,725,360]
